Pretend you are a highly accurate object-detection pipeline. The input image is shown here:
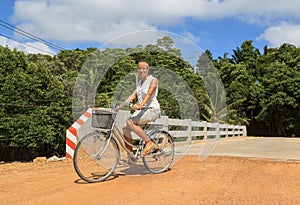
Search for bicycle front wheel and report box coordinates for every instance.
[73,131,120,183]
[142,130,174,174]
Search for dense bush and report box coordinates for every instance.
[1,37,299,161]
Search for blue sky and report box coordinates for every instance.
[1,0,300,62]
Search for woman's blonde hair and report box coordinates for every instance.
[138,62,149,69]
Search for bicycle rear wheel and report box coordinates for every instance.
[142,130,174,174]
[73,131,120,183]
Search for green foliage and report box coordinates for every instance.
[1,36,300,161]
[216,41,300,136]
[91,39,205,120]
[0,46,73,159]
[0,37,207,160]
[255,44,300,136]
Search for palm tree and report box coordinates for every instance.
[199,72,249,125]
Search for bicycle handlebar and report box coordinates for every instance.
[113,101,133,112]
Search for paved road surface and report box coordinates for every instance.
[184,137,300,161]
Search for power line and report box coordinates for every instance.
[0,33,56,55]
[0,19,66,51]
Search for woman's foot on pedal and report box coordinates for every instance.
[142,141,155,157]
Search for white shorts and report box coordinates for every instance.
[129,108,160,125]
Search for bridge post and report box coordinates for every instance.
[186,119,192,144]
[203,121,208,140]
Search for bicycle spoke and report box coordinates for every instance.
[143,131,174,173]
[73,131,120,183]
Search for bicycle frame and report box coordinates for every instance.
[105,110,145,159]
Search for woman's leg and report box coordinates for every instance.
[122,126,133,152]
[126,119,149,141]
[126,119,155,156]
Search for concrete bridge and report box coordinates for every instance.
[186,137,300,161]
[66,109,299,162]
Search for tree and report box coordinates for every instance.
[256,44,300,136]
[196,49,216,75]
[156,36,182,57]
[230,40,260,65]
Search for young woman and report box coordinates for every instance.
[118,61,161,157]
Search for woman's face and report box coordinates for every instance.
[137,65,149,78]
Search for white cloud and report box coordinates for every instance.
[257,22,300,47]
[25,41,56,55]
[11,0,300,41]
[12,0,159,44]
[9,0,300,51]
[0,36,56,55]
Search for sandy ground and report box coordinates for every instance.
[0,156,299,205]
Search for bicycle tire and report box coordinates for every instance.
[73,131,120,183]
[142,130,174,174]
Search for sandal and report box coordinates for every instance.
[142,141,156,157]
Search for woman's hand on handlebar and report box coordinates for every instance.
[133,104,142,110]
[113,101,134,112]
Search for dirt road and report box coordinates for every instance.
[1,156,299,205]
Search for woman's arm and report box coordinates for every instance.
[116,90,137,110]
[133,78,158,110]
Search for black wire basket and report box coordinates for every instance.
[91,110,116,129]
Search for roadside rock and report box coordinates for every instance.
[47,156,66,162]
[33,157,47,163]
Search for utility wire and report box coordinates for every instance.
[0,19,66,51]
[0,19,65,50]
[0,33,56,55]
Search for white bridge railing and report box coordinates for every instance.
[149,115,247,143]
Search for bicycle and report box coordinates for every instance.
[73,108,175,183]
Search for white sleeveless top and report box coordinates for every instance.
[136,75,160,110]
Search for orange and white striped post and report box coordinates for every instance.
[65,108,129,159]
[65,108,93,159]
